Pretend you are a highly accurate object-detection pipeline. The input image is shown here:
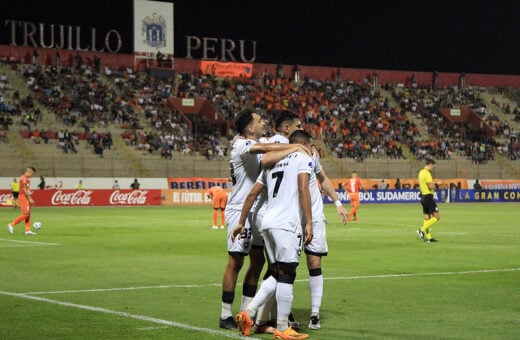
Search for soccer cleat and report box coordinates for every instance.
[346,214,351,223]
[308,315,321,330]
[236,310,254,336]
[417,229,425,241]
[7,224,14,234]
[220,225,225,229]
[288,312,300,331]
[211,225,218,229]
[354,217,359,222]
[219,316,238,330]
[273,326,309,339]
[427,238,438,243]
[25,230,37,235]
[253,321,276,334]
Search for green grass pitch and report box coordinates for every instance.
[1,203,519,339]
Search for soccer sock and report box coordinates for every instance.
[309,268,323,316]
[220,210,225,226]
[12,215,25,226]
[212,210,218,226]
[24,216,31,231]
[240,283,257,311]
[256,294,276,326]
[350,206,358,217]
[275,282,293,331]
[421,217,438,235]
[245,276,277,318]
[221,290,234,319]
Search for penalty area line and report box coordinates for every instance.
[0,290,257,339]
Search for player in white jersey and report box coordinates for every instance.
[257,112,348,331]
[233,129,314,339]
[219,109,306,330]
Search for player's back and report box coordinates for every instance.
[261,151,313,231]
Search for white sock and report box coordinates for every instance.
[309,274,323,316]
[246,276,277,319]
[275,282,293,331]
[221,301,233,319]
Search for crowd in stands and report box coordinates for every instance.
[1,52,520,164]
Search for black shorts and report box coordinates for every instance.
[12,192,19,199]
[420,194,438,215]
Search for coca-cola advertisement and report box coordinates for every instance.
[0,190,162,207]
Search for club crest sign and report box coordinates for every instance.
[141,12,166,48]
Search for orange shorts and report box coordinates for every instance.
[212,191,227,209]
[18,200,31,214]
[349,193,360,207]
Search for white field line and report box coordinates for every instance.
[0,290,258,340]
[0,238,60,246]
[24,267,520,296]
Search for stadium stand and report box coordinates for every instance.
[0,48,519,179]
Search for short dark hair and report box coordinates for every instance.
[274,110,299,130]
[28,166,36,172]
[288,129,311,144]
[425,159,436,165]
[234,109,255,135]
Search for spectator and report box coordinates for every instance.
[76,180,84,190]
[379,179,389,190]
[112,180,120,190]
[38,176,45,190]
[394,178,402,190]
[130,178,141,190]
[473,179,483,190]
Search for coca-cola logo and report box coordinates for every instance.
[109,190,149,205]
[0,193,11,205]
[51,190,93,206]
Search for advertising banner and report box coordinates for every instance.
[161,189,214,206]
[325,189,448,204]
[0,190,162,207]
[450,189,520,202]
[200,60,253,78]
[168,178,232,190]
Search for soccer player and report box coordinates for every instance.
[417,159,440,242]
[219,109,303,330]
[206,185,228,229]
[10,177,19,208]
[233,129,314,339]
[8,167,37,235]
[252,112,348,332]
[344,170,366,222]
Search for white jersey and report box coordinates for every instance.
[269,133,289,144]
[259,151,313,232]
[225,138,262,212]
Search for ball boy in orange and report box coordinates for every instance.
[8,167,37,235]
[206,185,228,229]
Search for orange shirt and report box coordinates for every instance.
[344,177,363,194]
[18,174,31,202]
[206,186,224,198]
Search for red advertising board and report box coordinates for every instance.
[0,190,162,207]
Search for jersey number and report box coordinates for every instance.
[271,171,284,197]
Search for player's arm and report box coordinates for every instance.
[249,142,297,155]
[317,168,348,224]
[298,172,313,245]
[22,182,34,205]
[260,144,309,168]
[231,181,265,242]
